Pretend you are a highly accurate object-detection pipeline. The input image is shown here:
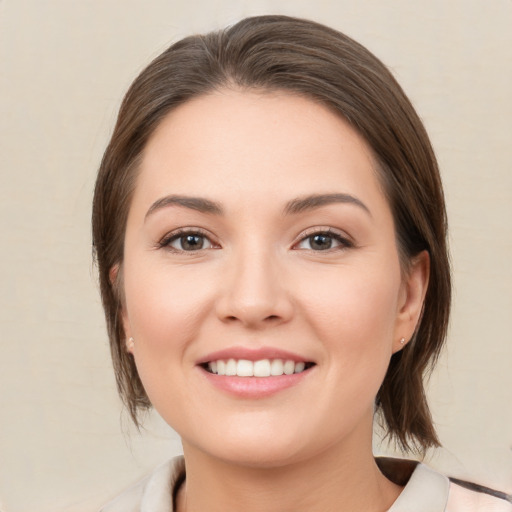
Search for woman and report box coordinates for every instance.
[93,15,511,512]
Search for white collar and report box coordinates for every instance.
[139,456,450,512]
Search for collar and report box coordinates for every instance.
[138,456,450,512]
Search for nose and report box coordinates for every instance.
[215,246,294,329]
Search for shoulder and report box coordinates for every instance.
[99,456,185,512]
[446,479,512,512]
[378,457,511,512]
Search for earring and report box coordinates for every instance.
[126,337,135,351]
[399,337,405,345]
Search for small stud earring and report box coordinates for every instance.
[126,337,135,351]
[400,337,405,345]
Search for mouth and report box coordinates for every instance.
[197,348,316,397]
[201,359,316,377]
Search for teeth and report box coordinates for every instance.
[236,359,253,377]
[226,359,237,376]
[270,359,284,376]
[253,359,270,377]
[284,360,295,375]
[294,362,305,373]
[207,359,310,377]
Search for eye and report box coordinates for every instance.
[159,229,216,252]
[294,229,352,251]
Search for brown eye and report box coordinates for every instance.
[163,231,214,252]
[295,230,352,251]
[308,233,334,250]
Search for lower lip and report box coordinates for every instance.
[199,367,313,398]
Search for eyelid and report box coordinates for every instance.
[157,227,220,252]
[292,226,354,250]
[155,225,353,252]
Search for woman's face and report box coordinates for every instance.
[121,90,427,467]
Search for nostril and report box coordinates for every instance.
[223,314,281,324]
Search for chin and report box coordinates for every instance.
[183,418,324,469]
[211,443,307,469]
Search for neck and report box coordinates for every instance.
[176,430,402,512]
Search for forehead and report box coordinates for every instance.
[135,89,385,213]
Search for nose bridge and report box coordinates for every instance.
[216,237,292,327]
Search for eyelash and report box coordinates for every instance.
[157,228,217,253]
[293,227,354,252]
[157,227,353,253]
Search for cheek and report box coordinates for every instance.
[301,260,400,333]
[298,261,401,377]
[122,259,215,375]
[308,269,400,432]
[121,261,216,416]
[125,257,205,330]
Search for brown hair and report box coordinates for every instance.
[92,15,450,453]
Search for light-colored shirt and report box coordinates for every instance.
[100,456,512,512]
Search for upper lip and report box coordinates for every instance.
[197,346,313,365]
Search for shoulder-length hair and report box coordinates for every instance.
[92,15,451,454]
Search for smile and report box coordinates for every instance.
[205,359,314,377]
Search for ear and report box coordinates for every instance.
[121,311,134,354]
[110,263,134,354]
[393,250,430,353]
[109,263,120,286]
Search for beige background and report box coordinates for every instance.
[0,1,511,511]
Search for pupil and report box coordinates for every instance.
[182,235,203,250]
[311,234,332,250]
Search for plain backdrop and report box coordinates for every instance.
[0,1,511,511]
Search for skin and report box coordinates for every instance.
[120,90,429,512]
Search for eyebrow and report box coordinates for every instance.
[283,193,371,216]
[145,192,371,221]
[145,195,223,220]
